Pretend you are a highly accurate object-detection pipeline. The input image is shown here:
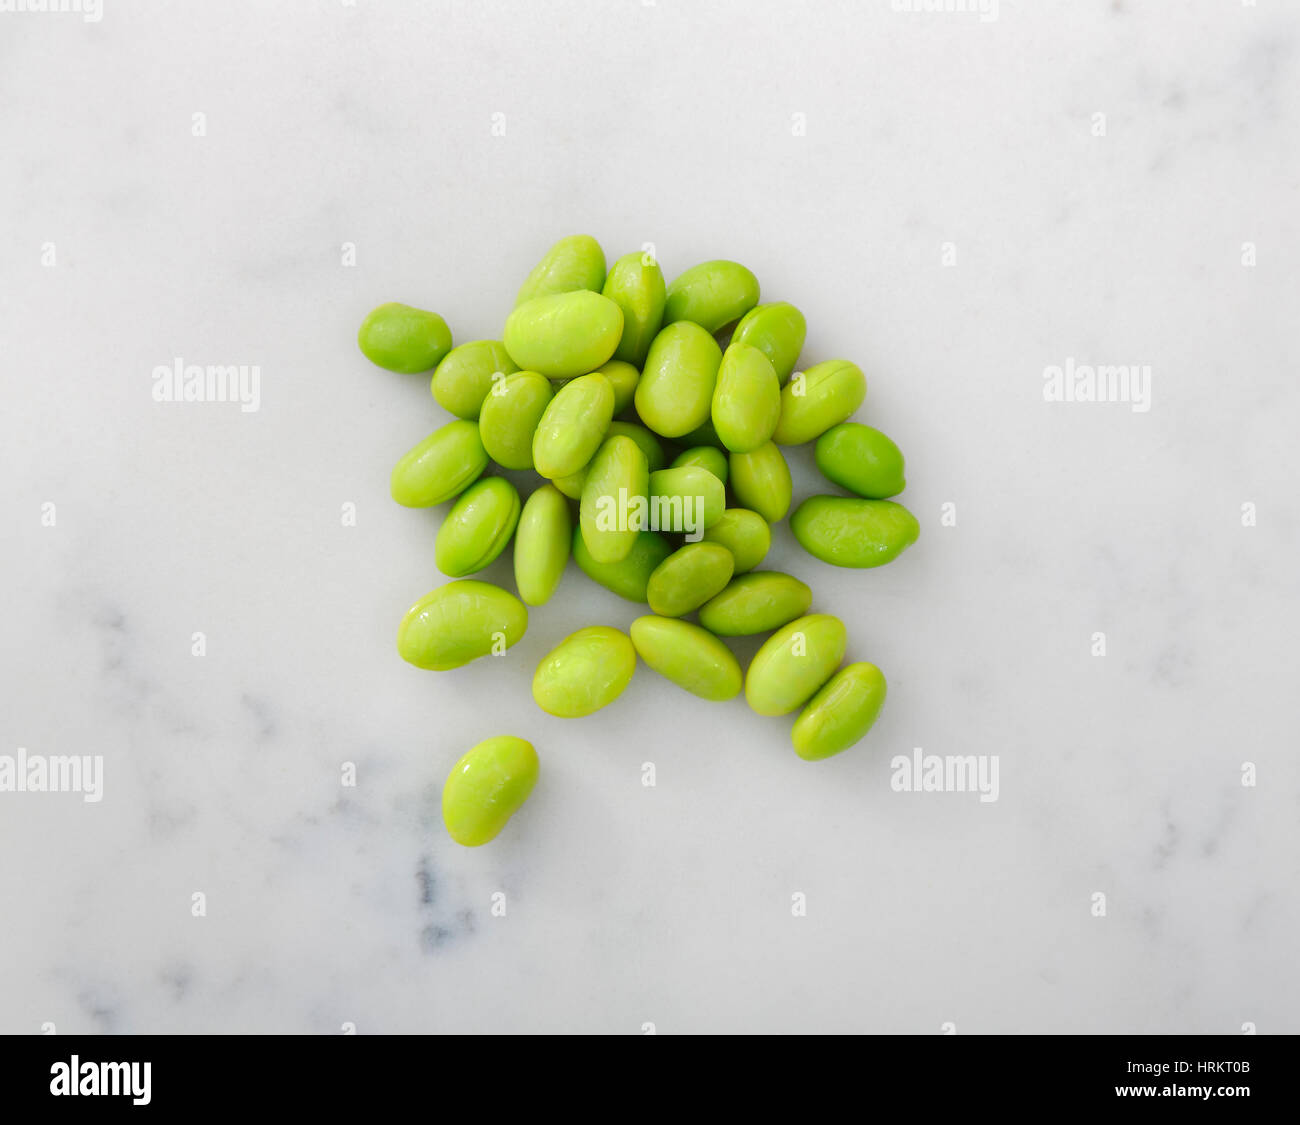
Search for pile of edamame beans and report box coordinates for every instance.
[359,236,919,847]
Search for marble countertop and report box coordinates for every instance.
[2,0,1297,1034]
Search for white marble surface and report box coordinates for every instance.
[2,0,1297,1034]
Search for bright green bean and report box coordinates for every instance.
[698,572,812,636]
[602,251,666,367]
[504,291,623,378]
[514,484,571,606]
[728,441,792,523]
[397,580,527,670]
[774,359,866,445]
[430,340,519,419]
[478,371,553,470]
[744,614,846,716]
[792,663,887,761]
[533,626,637,717]
[646,543,734,617]
[358,303,453,374]
[790,496,919,568]
[390,420,488,508]
[629,616,742,702]
[443,735,539,846]
[435,477,522,577]
[663,260,760,334]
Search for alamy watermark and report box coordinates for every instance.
[1042,358,1151,413]
[891,0,998,23]
[891,748,999,803]
[0,0,102,21]
[592,487,707,541]
[152,358,261,413]
[0,748,103,803]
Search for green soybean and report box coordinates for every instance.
[443,735,539,847]
[646,543,734,617]
[602,251,667,367]
[514,484,571,606]
[533,626,637,717]
[774,359,866,445]
[663,260,760,334]
[744,614,847,716]
[607,420,666,471]
[435,477,522,577]
[671,445,728,483]
[814,423,906,499]
[572,527,672,602]
[647,465,726,535]
[594,359,641,415]
[701,508,770,573]
[504,290,624,378]
[397,580,527,670]
[629,616,742,702]
[358,302,453,374]
[698,572,812,636]
[791,496,919,568]
[532,372,615,479]
[430,340,519,420]
[551,466,589,500]
[634,322,722,438]
[792,663,887,761]
[712,342,781,453]
[390,420,489,508]
[731,301,806,385]
[515,234,606,306]
[580,435,649,564]
[478,371,553,470]
[728,442,792,523]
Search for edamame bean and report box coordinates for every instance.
[580,435,649,564]
[515,234,606,306]
[671,445,728,483]
[390,420,488,508]
[663,260,760,334]
[814,423,906,499]
[790,496,919,568]
[551,466,589,500]
[430,340,519,419]
[397,580,527,670]
[647,465,725,536]
[602,252,667,367]
[712,342,781,453]
[532,372,615,479]
[607,420,666,471]
[593,359,640,415]
[728,441,792,523]
[533,626,637,717]
[572,527,672,602]
[358,302,453,374]
[744,614,847,716]
[701,508,770,573]
[442,735,539,846]
[514,484,571,606]
[634,322,722,438]
[774,360,866,445]
[791,663,887,761]
[504,291,624,378]
[478,371,553,470]
[629,616,742,702]
[646,543,734,617]
[731,301,806,385]
[435,477,522,577]
[698,572,812,636]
